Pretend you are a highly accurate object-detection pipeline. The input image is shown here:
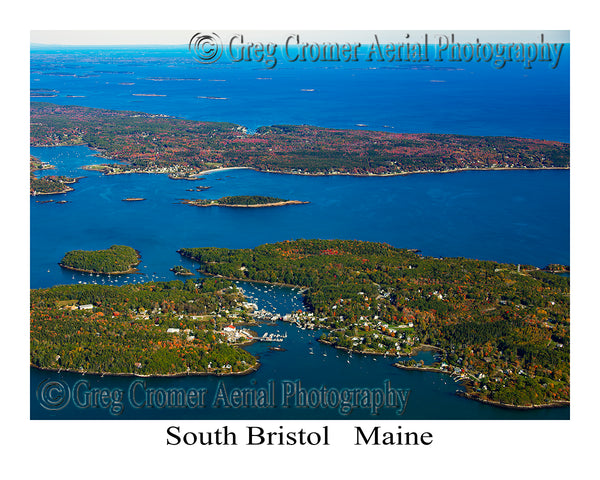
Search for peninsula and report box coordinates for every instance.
[30,103,569,177]
[30,156,78,196]
[30,278,258,376]
[179,239,570,408]
[181,195,309,208]
[59,245,141,274]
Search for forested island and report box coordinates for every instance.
[181,195,309,208]
[30,278,257,376]
[171,265,194,275]
[179,239,570,408]
[59,245,141,274]
[30,103,569,176]
[30,155,78,196]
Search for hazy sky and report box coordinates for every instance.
[31,30,570,46]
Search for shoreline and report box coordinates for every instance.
[30,361,260,378]
[456,391,570,410]
[317,339,441,358]
[58,263,141,275]
[318,338,396,357]
[391,359,570,411]
[191,166,251,176]
[31,185,75,196]
[257,165,570,178]
[95,164,570,179]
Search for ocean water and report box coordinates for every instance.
[30,45,570,141]
[29,45,569,419]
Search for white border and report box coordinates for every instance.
[4,0,596,477]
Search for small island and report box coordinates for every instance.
[543,264,570,274]
[59,245,141,274]
[171,265,194,276]
[181,195,309,208]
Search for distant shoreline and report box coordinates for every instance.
[259,165,570,178]
[80,164,570,179]
[32,141,569,179]
[192,166,252,176]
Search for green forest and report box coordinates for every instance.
[179,239,570,406]
[60,245,140,274]
[30,278,257,375]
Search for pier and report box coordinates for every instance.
[252,332,288,342]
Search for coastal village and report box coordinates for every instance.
[175,239,569,407]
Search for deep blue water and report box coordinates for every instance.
[30,45,569,142]
[30,45,569,419]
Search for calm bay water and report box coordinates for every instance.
[30,46,569,419]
